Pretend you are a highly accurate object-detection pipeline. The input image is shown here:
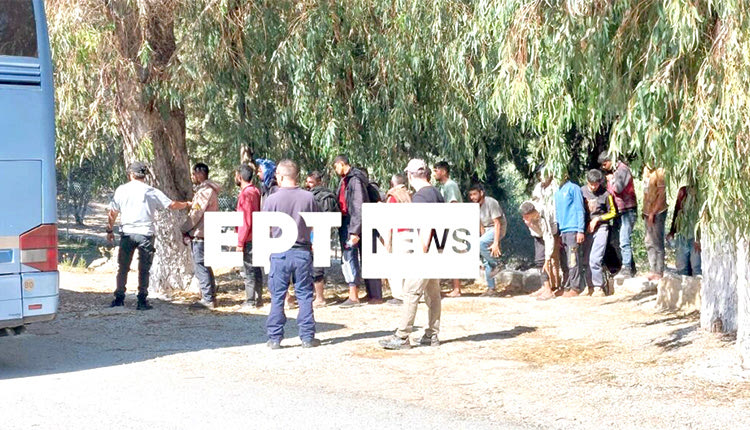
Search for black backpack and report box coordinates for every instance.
[313,188,340,213]
[366,181,383,203]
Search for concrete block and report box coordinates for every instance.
[656,275,701,312]
[617,276,657,294]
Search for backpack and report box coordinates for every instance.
[312,187,340,213]
[366,181,383,203]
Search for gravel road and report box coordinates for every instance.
[2,270,749,429]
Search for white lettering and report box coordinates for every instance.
[361,203,480,278]
[299,212,342,267]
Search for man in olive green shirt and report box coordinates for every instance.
[434,161,464,296]
[434,161,462,203]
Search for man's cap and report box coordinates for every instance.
[127,161,149,176]
[404,158,427,174]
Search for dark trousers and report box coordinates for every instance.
[115,234,154,301]
[267,249,315,342]
[242,243,264,305]
[192,240,216,302]
[560,232,583,292]
[645,211,667,276]
[340,216,383,299]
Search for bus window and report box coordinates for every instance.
[0,0,38,58]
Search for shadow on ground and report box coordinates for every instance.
[0,289,344,381]
[654,325,699,351]
[442,326,536,344]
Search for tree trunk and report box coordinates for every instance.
[700,230,750,367]
[701,230,738,333]
[735,240,750,368]
[106,0,193,295]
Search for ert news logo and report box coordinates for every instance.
[204,203,480,279]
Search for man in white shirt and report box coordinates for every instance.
[106,161,191,310]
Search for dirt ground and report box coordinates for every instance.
[21,265,747,429]
[40,202,750,428]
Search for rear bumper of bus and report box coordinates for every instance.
[0,271,58,330]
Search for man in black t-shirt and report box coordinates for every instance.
[380,159,444,350]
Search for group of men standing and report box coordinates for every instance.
[105,151,701,349]
[520,154,702,301]
[106,156,469,350]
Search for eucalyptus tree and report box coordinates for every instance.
[476,0,750,365]
[179,0,529,186]
[48,0,193,293]
[48,0,750,365]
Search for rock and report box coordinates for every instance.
[496,270,524,289]
[617,276,657,294]
[656,274,701,312]
[88,257,109,270]
[522,270,543,292]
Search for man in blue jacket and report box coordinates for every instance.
[555,174,585,297]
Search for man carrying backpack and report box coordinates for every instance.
[333,155,383,307]
[305,170,340,308]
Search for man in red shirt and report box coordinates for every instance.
[236,164,263,309]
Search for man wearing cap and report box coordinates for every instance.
[380,159,444,350]
[107,161,191,310]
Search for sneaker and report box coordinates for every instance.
[386,298,403,306]
[189,299,216,310]
[480,289,500,297]
[419,334,440,347]
[488,265,503,279]
[562,289,580,298]
[136,300,153,311]
[301,338,321,348]
[338,299,361,308]
[266,339,281,350]
[109,297,124,308]
[379,335,411,350]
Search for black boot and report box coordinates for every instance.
[109,297,124,307]
[136,298,153,311]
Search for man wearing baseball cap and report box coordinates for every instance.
[380,159,444,350]
[106,161,191,310]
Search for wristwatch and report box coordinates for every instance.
[106,226,113,233]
